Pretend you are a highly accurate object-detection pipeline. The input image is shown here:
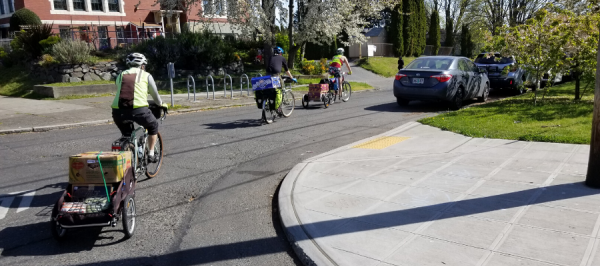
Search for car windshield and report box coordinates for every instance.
[475,54,514,64]
[405,58,453,70]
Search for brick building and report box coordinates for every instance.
[0,0,238,47]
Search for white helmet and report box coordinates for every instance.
[126,53,148,67]
[336,48,344,55]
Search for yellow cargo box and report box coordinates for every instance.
[69,151,132,184]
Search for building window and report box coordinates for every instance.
[8,0,13,12]
[53,0,67,10]
[108,0,119,12]
[116,26,124,39]
[202,0,225,16]
[59,27,71,39]
[0,0,5,15]
[72,0,85,10]
[91,0,103,11]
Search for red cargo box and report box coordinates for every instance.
[308,84,328,101]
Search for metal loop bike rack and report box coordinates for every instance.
[224,74,233,98]
[240,74,250,96]
[205,75,215,100]
[187,75,196,101]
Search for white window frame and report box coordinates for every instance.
[48,0,126,16]
[202,0,226,18]
[0,0,14,19]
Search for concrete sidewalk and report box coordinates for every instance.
[279,122,599,266]
[0,92,262,133]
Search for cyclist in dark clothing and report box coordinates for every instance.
[267,47,296,80]
[264,47,297,115]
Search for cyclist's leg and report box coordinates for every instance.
[112,109,134,137]
[132,108,159,157]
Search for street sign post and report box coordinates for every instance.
[167,62,175,107]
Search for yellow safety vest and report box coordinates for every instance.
[111,67,150,109]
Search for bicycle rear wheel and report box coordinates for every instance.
[341,81,351,102]
[281,91,295,117]
[145,132,163,178]
[121,141,140,180]
[262,98,275,124]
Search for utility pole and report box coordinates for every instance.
[585,27,600,188]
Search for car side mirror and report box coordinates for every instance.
[478,67,487,74]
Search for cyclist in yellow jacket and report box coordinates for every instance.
[111,53,167,163]
[329,48,352,102]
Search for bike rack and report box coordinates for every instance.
[205,75,215,100]
[187,75,196,101]
[224,74,233,98]
[240,74,250,96]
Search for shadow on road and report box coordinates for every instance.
[0,221,129,257]
[20,181,595,265]
[204,119,264,129]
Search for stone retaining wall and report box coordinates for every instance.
[32,61,125,84]
[32,60,245,83]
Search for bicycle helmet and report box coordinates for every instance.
[126,53,148,67]
[336,48,344,55]
[274,46,284,55]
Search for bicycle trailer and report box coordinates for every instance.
[51,151,137,240]
[302,82,334,108]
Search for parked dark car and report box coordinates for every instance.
[474,52,526,94]
[393,56,490,110]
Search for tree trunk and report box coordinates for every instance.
[287,0,294,69]
[575,71,581,100]
[586,28,600,188]
[262,0,276,70]
[288,44,301,70]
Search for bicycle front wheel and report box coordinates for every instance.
[262,98,274,124]
[341,81,351,102]
[281,91,295,117]
[145,132,163,178]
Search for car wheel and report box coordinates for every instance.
[397,98,410,106]
[449,88,464,110]
[478,83,489,102]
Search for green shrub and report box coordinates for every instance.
[41,54,56,66]
[128,30,236,75]
[299,59,327,75]
[14,24,54,58]
[9,8,41,31]
[39,36,61,54]
[51,39,94,64]
[1,50,28,68]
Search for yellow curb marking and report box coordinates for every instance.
[352,136,410,150]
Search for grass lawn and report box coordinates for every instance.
[419,81,594,144]
[0,65,41,98]
[357,57,417,78]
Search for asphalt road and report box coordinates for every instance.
[0,90,457,266]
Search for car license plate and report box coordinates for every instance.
[413,78,424,84]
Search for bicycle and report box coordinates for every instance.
[328,71,352,103]
[111,104,168,180]
[259,76,295,124]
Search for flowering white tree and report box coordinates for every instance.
[158,0,397,68]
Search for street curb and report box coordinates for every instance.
[0,89,383,135]
[33,119,113,132]
[277,121,420,266]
